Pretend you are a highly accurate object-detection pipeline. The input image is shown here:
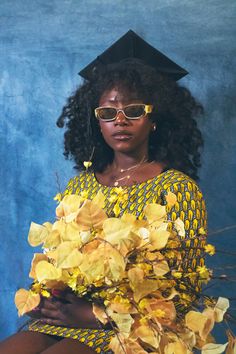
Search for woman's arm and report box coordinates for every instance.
[165,179,207,293]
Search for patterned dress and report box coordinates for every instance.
[29,169,207,353]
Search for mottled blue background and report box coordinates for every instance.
[0,0,235,343]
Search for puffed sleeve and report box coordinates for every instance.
[163,179,207,294]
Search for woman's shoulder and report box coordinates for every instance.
[158,169,201,189]
[160,169,207,235]
[157,169,204,201]
[56,170,94,200]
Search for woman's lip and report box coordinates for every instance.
[113,135,132,140]
[112,131,132,137]
[112,132,133,140]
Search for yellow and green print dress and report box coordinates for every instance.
[29,169,207,353]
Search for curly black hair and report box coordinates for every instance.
[57,59,204,180]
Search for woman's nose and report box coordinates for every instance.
[115,110,128,124]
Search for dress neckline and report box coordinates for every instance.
[91,168,173,188]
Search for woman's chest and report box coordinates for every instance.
[72,177,164,219]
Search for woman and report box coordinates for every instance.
[0,33,207,354]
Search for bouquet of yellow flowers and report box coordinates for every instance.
[15,190,232,353]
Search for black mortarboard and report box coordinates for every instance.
[79,30,188,81]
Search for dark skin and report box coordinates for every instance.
[0,87,164,354]
[96,88,165,186]
[32,292,98,328]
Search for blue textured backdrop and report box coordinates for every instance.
[0,0,236,342]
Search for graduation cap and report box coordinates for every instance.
[79,30,188,81]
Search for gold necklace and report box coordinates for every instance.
[113,158,153,186]
[119,160,148,173]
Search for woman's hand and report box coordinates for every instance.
[28,291,99,329]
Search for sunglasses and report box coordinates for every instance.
[94,104,153,122]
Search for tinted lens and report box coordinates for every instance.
[97,107,117,120]
[123,104,145,118]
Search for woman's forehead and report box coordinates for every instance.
[99,87,143,105]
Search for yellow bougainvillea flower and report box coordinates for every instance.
[106,248,126,281]
[180,329,196,349]
[83,161,92,169]
[79,242,125,283]
[54,193,62,202]
[164,341,189,354]
[43,229,61,249]
[103,218,132,242]
[145,250,160,261]
[196,265,211,281]
[66,268,81,291]
[213,297,229,323]
[201,342,229,354]
[133,324,160,349]
[44,220,81,246]
[144,203,167,227]
[108,298,135,315]
[76,199,107,230]
[128,267,144,283]
[174,217,186,238]
[43,222,53,232]
[128,269,159,303]
[52,218,66,234]
[140,298,176,327]
[107,308,134,334]
[138,227,150,242]
[35,260,62,282]
[226,330,236,354]
[109,188,128,216]
[172,271,183,279]
[28,222,49,247]
[153,260,170,277]
[78,249,105,283]
[204,244,216,256]
[92,304,108,325]
[149,229,170,251]
[121,213,136,224]
[15,289,40,316]
[165,191,177,207]
[92,190,106,209]
[51,241,83,269]
[111,187,128,200]
[60,222,82,243]
[109,334,149,354]
[56,194,82,220]
[16,189,231,353]
[79,230,92,244]
[103,218,141,256]
[31,282,42,294]
[29,253,48,279]
[199,227,206,235]
[185,310,214,341]
[41,289,51,298]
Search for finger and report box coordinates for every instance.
[40,306,61,320]
[41,297,60,310]
[39,318,65,327]
[62,292,83,304]
[51,290,72,303]
[26,308,42,319]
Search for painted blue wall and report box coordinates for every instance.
[0,0,235,342]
